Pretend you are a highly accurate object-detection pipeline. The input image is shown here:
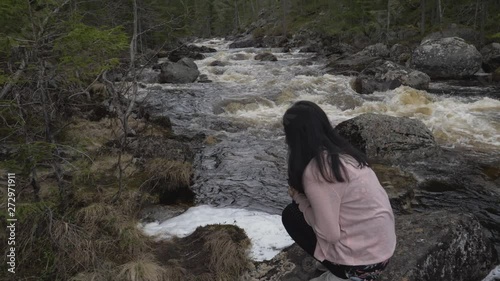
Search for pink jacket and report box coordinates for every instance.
[293,156,396,266]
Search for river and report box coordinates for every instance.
[137,38,500,255]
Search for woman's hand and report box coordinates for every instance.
[288,186,298,198]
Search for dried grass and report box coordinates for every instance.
[204,228,251,279]
[117,254,166,281]
[144,158,192,189]
[69,271,108,281]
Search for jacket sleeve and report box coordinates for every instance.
[295,162,343,244]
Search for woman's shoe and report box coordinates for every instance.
[309,271,348,281]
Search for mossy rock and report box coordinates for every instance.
[154,224,252,281]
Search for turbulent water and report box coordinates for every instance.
[137,38,500,215]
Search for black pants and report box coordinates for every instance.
[282,202,350,279]
[282,202,390,280]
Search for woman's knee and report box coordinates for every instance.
[281,203,297,228]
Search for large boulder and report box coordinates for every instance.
[422,26,481,47]
[335,113,439,163]
[158,58,200,84]
[480,43,500,72]
[380,211,497,281]
[229,34,259,49]
[410,37,482,79]
[352,60,430,94]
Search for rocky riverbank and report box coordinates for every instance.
[130,34,500,280]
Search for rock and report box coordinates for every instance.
[243,244,319,281]
[299,44,322,53]
[177,57,198,70]
[493,67,500,82]
[380,211,497,281]
[326,56,378,74]
[390,43,411,65]
[197,74,212,83]
[326,44,391,74]
[137,68,159,83]
[229,34,259,48]
[255,52,278,61]
[352,60,430,94]
[335,113,439,163]
[167,45,205,62]
[248,211,497,281]
[357,43,390,58]
[323,43,356,56]
[261,35,288,48]
[209,60,228,67]
[158,59,200,84]
[422,25,481,47]
[231,53,251,60]
[481,43,500,72]
[410,37,482,79]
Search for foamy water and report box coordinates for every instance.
[195,44,500,153]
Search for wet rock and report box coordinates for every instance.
[249,211,496,281]
[231,53,251,60]
[229,34,259,48]
[243,244,319,281]
[158,59,200,84]
[390,43,411,65]
[371,164,416,214]
[137,68,159,83]
[380,211,497,281]
[352,60,430,94]
[261,35,288,48]
[177,57,198,70]
[323,43,356,56]
[255,52,278,62]
[411,37,482,79]
[481,43,500,72]
[209,60,228,67]
[326,55,378,74]
[335,113,439,164]
[167,44,214,62]
[197,74,212,83]
[299,43,322,53]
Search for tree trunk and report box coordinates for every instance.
[437,0,442,26]
[282,0,287,36]
[421,0,426,35]
[386,0,391,43]
[234,0,240,32]
[480,0,485,45]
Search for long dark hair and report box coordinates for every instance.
[283,101,368,193]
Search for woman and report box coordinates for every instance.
[281,101,396,281]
